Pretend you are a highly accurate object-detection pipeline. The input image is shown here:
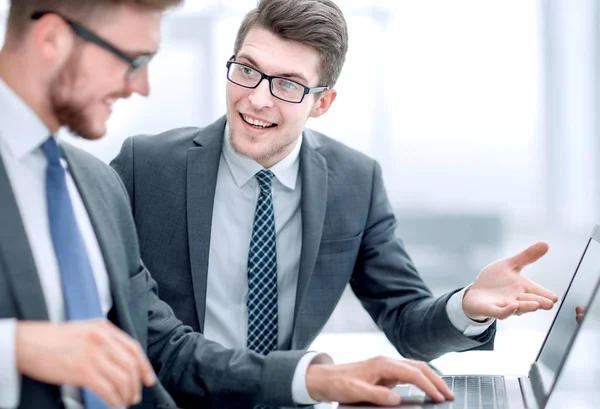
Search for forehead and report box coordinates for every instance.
[237,27,321,82]
[89,4,162,54]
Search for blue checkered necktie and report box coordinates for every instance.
[42,137,109,409]
[246,170,278,355]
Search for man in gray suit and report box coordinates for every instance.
[111,0,558,407]
[0,0,459,408]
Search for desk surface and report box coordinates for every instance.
[310,329,545,376]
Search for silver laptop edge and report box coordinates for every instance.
[526,225,600,408]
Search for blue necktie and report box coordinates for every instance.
[42,137,109,409]
[246,170,278,355]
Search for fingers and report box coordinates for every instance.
[87,356,136,407]
[16,320,151,408]
[108,322,156,386]
[516,293,554,310]
[81,321,146,406]
[473,295,551,320]
[404,361,454,402]
[394,364,444,403]
[374,358,449,403]
[509,242,549,271]
[486,302,537,319]
[576,306,587,324]
[348,381,402,406]
[513,301,540,315]
[344,358,452,405]
[101,330,143,404]
[523,280,558,303]
[482,303,519,320]
[306,357,454,405]
[84,375,123,408]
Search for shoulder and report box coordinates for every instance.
[61,141,132,211]
[61,141,116,179]
[304,128,379,177]
[121,116,227,163]
[125,126,203,155]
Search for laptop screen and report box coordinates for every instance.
[548,267,600,406]
[534,231,600,397]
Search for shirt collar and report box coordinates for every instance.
[222,121,302,190]
[0,76,52,161]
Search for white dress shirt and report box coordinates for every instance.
[205,125,322,403]
[0,77,113,409]
[204,124,493,404]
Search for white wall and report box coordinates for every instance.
[1,0,598,333]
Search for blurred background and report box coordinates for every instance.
[1,0,599,358]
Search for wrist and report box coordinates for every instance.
[15,321,50,376]
[15,321,34,375]
[306,363,332,402]
[462,287,489,322]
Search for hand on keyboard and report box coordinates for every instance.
[305,356,455,406]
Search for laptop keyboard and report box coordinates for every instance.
[395,375,507,408]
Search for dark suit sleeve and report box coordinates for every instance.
[109,143,305,408]
[350,162,495,362]
[130,264,304,409]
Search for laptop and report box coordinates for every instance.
[542,251,600,409]
[389,224,600,409]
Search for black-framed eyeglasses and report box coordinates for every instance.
[31,11,154,80]
[226,58,329,104]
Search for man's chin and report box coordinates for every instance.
[65,123,107,140]
[56,107,108,140]
[82,131,106,141]
[230,136,267,161]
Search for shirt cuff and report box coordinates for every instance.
[291,352,334,404]
[446,286,495,337]
[0,319,21,409]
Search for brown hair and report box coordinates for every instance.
[7,0,182,39]
[233,0,348,88]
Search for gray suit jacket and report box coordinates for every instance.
[111,116,496,361]
[0,141,304,409]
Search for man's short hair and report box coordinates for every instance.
[233,0,349,88]
[7,0,182,40]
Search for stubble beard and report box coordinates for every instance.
[49,52,105,140]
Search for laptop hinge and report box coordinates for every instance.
[519,376,540,409]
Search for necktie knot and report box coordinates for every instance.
[255,169,274,193]
[41,137,62,167]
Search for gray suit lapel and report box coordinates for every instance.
[61,146,130,328]
[0,156,49,320]
[291,130,327,345]
[186,117,226,331]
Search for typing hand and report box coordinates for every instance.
[462,242,558,321]
[305,356,454,405]
[16,319,156,407]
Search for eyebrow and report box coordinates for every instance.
[237,54,310,84]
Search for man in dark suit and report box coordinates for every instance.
[0,0,459,408]
[111,0,558,407]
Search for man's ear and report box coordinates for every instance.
[32,14,74,66]
[309,88,337,119]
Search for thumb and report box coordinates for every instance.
[508,242,549,271]
[348,382,401,406]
